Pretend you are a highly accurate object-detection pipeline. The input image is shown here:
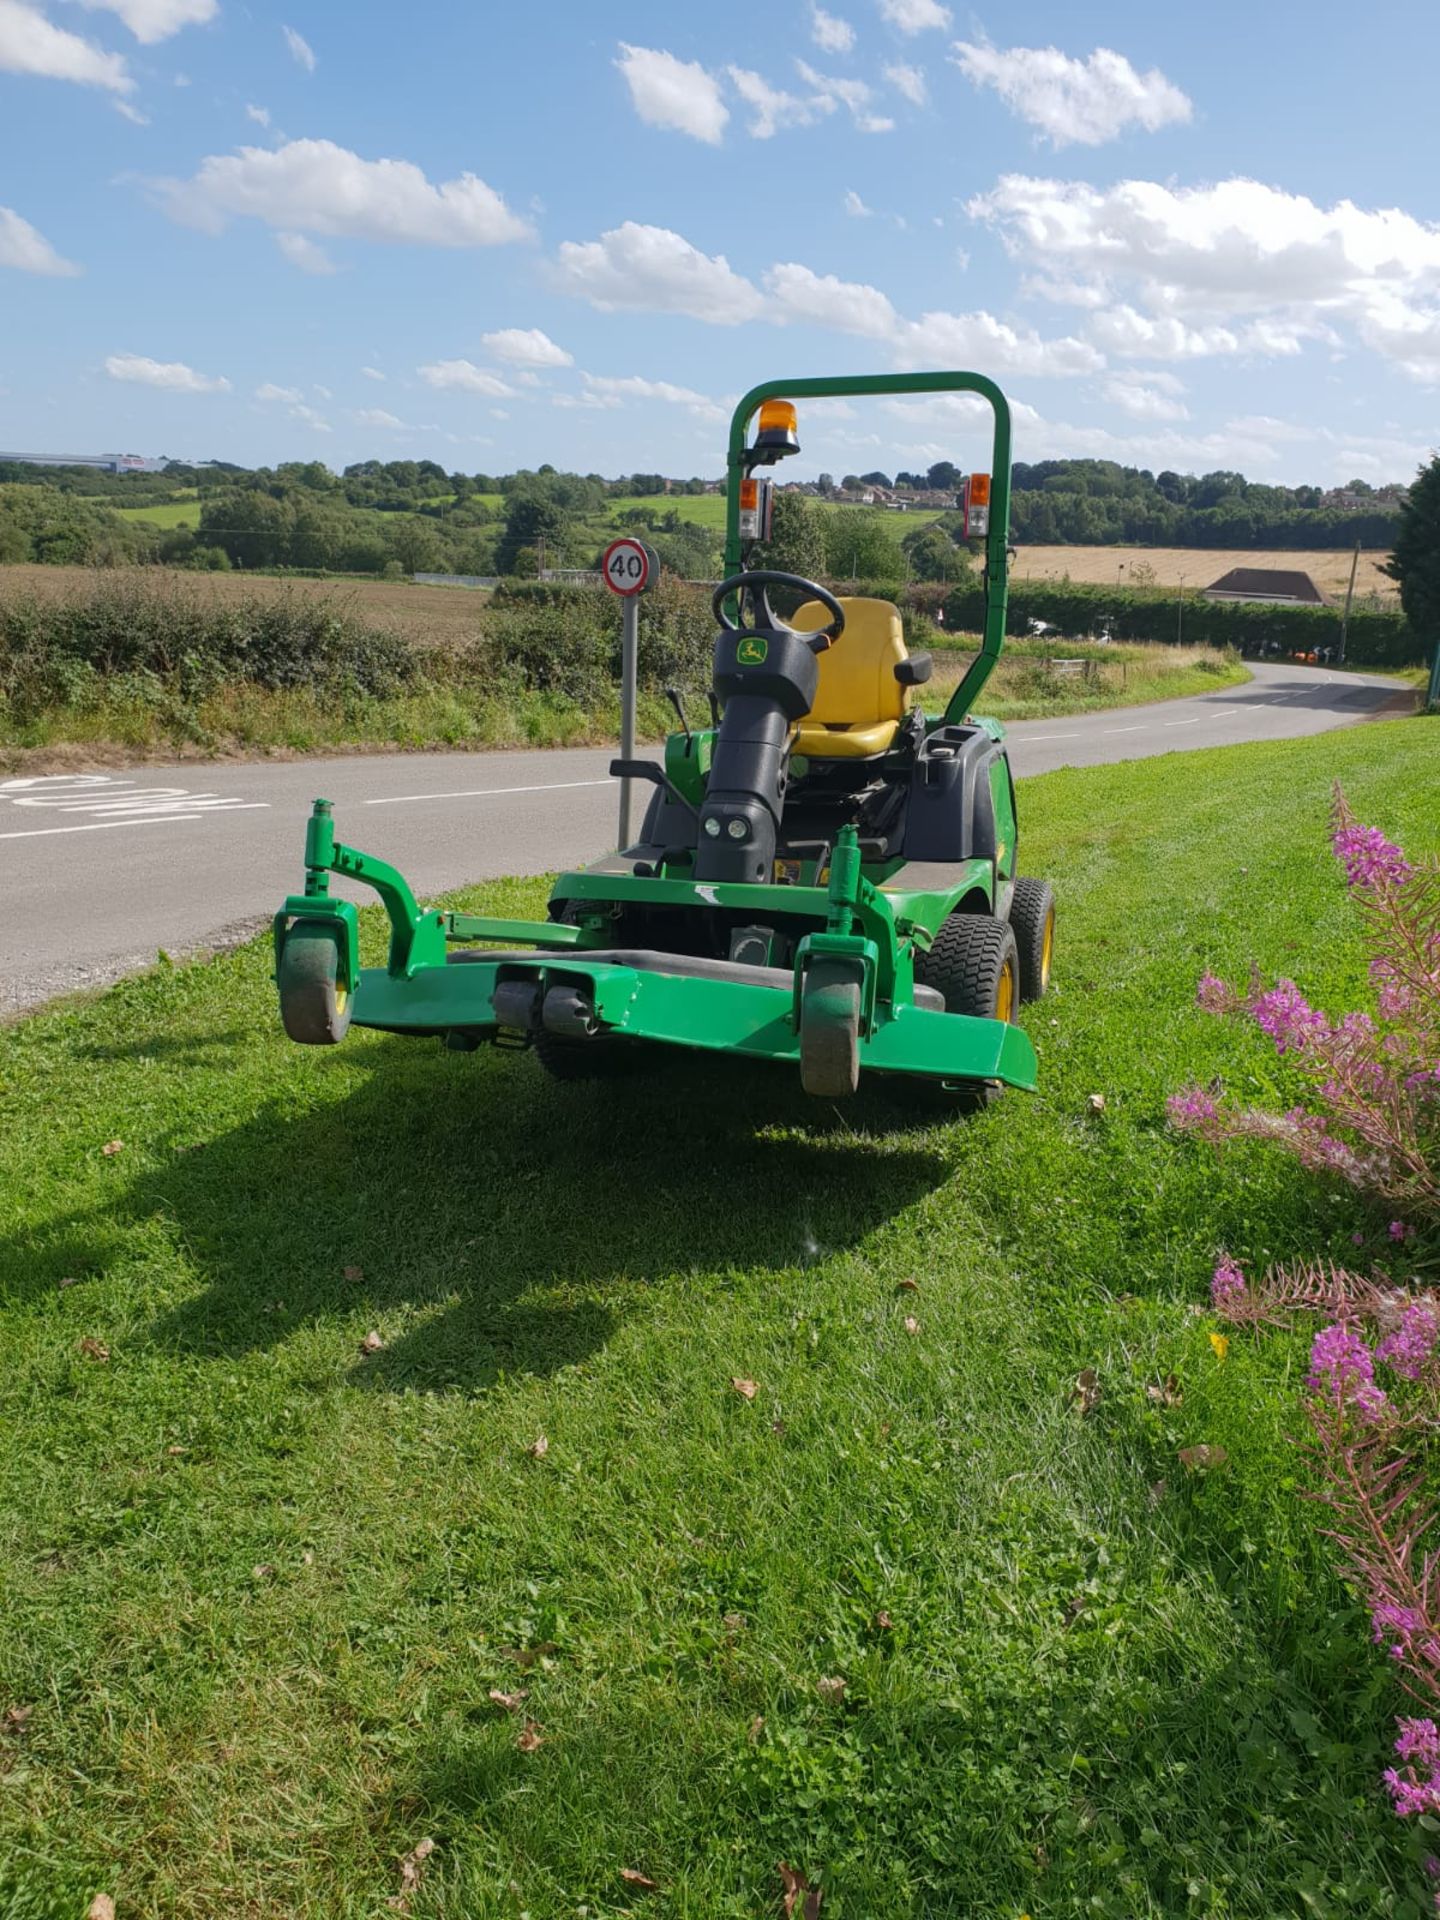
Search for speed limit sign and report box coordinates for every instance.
[602,536,658,597]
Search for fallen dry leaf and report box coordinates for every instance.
[164,1445,186,1457]
[815,1675,847,1705]
[252,1563,274,1580]
[778,1861,823,1918]
[86,1898,115,1920]
[525,1434,549,1459]
[488,1688,528,1712]
[386,1835,436,1912]
[902,1315,920,1335]
[1086,1093,1106,1114]
[1145,1373,1183,1409]
[1148,1479,1168,1506]
[101,1140,124,1157]
[730,1377,758,1401]
[620,1867,660,1891]
[3,1704,33,1733]
[748,1714,766,1743]
[359,1330,385,1355]
[1069,1367,1102,1415]
[343,1265,364,1283]
[516,1720,545,1752]
[873,1610,894,1632]
[1178,1444,1229,1472]
[1209,1332,1230,1363]
[896,1278,920,1293]
[1061,1595,1086,1630]
[58,1276,80,1290]
[77,1338,109,1363]
[722,1611,745,1634]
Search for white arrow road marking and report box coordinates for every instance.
[367,779,613,806]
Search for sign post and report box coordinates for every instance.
[601,536,659,847]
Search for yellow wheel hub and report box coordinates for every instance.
[334,982,349,1015]
[1040,910,1054,990]
[996,956,1016,1023]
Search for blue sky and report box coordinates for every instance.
[3,0,1440,484]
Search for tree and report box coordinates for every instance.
[860,470,892,489]
[926,460,961,492]
[821,509,902,587]
[755,491,827,582]
[1385,457,1440,640]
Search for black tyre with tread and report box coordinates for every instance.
[913,912,1019,1110]
[1008,877,1055,1002]
[532,898,654,1082]
[278,926,352,1046]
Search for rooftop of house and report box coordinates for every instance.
[1203,567,1326,606]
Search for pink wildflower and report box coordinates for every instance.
[1386,1720,1440,1820]
[1333,821,1412,893]
[1167,1086,1218,1127]
[1307,1322,1388,1422]
[1249,980,1329,1055]
[1376,1301,1439,1381]
[1211,1255,1247,1311]
[1389,1220,1412,1243]
[1196,972,1231,1013]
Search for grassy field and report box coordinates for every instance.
[111,499,203,529]
[2,716,1437,1917]
[1011,545,1398,605]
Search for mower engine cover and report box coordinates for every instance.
[695,625,819,883]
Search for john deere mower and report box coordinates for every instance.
[273,370,1054,1103]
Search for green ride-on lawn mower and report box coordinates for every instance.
[273,369,1055,1105]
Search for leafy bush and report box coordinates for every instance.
[483,577,713,703]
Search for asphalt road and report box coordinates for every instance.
[0,660,1406,1015]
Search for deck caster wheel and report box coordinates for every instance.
[800,958,862,1098]
[278,926,352,1045]
[1009,878,1056,1001]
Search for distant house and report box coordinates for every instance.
[1203,567,1326,607]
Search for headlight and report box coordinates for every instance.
[726,818,748,841]
[703,816,722,837]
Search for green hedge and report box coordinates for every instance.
[939,580,1421,668]
[484,578,714,703]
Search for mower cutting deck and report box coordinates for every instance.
[274,369,1054,1105]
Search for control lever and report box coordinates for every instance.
[609,758,699,819]
[664,686,692,744]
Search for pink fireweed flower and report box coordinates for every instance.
[1373,1603,1427,1649]
[1376,1301,1438,1382]
[1249,980,1330,1055]
[1396,1720,1440,1767]
[1384,1766,1440,1818]
[1390,1220,1413,1243]
[1386,1721,1440,1820]
[1196,972,1231,1014]
[1167,1086,1218,1127]
[1333,821,1412,893]
[1211,1255,1247,1311]
[1307,1322,1388,1422]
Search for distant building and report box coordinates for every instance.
[0,450,165,474]
[1203,567,1326,607]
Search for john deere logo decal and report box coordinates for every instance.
[737,636,768,665]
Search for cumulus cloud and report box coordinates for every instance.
[361,365,385,381]
[951,42,1191,146]
[74,0,216,44]
[245,101,269,126]
[254,381,303,403]
[281,23,314,70]
[974,173,1440,380]
[162,138,533,248]
[810,5,854,52]
[417,359,515,397]
[1101,371,1189,421]
[582,372,726,419]
[843,188,873,216]
[480,326,573,367]
[728,64,833,138]
[105,351,229,392]
[353,407,404,429]
[615,43,728,143]
[0,204,81,275]
[878,0,949,34]
[795,58,892,131]
[553,220,763,323]
[884,60,926,105]
[0,0,132,90]
[275,230,336,274]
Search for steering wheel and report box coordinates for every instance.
[711,570,846,653]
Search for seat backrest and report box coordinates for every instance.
[791,597,908,727]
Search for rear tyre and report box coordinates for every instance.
[278,926,352,1046]
[1009,878,1055,1002]
[800,958,862,1098]
[913,913,1019,1111]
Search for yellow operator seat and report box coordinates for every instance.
[789,596,913,759]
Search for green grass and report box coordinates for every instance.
[3,718,1439,1918]
[111,500,203,529]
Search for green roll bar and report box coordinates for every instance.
[723,371,1013,720]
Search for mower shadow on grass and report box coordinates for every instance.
[38,1036,954,1395]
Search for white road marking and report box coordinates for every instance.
[1015,733,1080,743]
[0,773,266,825]
[1164,718,1202,727]
[367,778,613,806]
[1103,725,1143,734]
[0,815,238,842]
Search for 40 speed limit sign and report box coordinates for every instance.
[601,535,658,597]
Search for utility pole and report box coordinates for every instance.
[1177,577,1185,647]
[1338,538,1361,665]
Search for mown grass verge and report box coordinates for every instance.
[13,725,1438,1920]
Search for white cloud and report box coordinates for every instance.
[353,408,404,430]
[553,220,763,323]
[281,22,313,70]
[254,381,303,403]
[275,230,335,274]
[1101,371,1189,421]
[73,0,216,44]
[614,43,728,144]
[290,402,331,432]
[884,60,926,105]
[1089,306,1241,360]
[810,5,854,53]
[245,101,269,126]
[312,383,331,400]
[480,325,572,368]
[728,64,833,138]
[113,96,149,122]
[766,261,900,340]
[417,359,515,397]
[581,372,726,419]
[0,204,81,275]
[951,42,1191,147]
[878,0,949,34]
[843,188,872,217]
[0,0,131,90]
[795,58,892,131]
[361,364,385,381]
[105,351,229,392]
[163,138,534,247]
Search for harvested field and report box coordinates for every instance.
[0,564,489,645]
[1010,545,1397,604]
